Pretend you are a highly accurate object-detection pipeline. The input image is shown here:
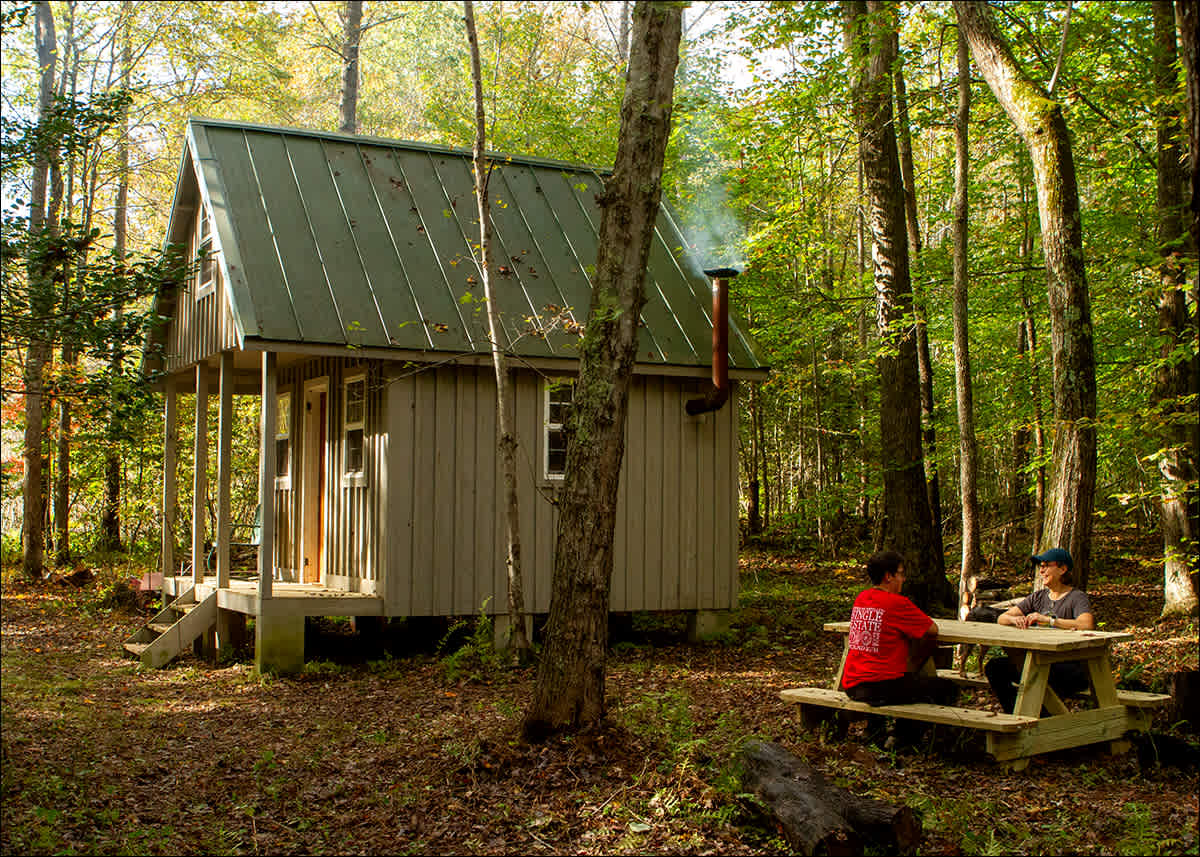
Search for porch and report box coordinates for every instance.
[124,575,385,674]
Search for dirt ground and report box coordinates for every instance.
[2,529,1198,855]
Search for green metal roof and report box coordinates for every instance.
[166,118,763,370]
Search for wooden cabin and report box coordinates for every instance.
[132,118,766,673]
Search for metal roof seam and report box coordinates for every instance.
[486,164,557,356]
[645,213,704,361]
[355,145,435,350]
[422,152,496,348]
[278,133,345,342]
[241,129,305,340]
[495,166,578,356]
[514,170,590,341]
[321,138,391,344]
[560,168,669,362]
[387,149,475,347]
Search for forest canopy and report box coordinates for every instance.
[0,1,1195,611]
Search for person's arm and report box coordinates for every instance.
[997,605,1033,628]
[1041,611,1094,631]
[907,619,940,672]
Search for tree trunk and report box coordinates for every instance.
[1179,0,1200,564]
[892,31,921,258]
[893,31,944,569]
[845,0,947,610]
[748,383,761,535]
[855,161,871,524]
[1008,316,1031,547]
[618,0,630,62]
[957,0,1098,591]
[23,0,58,582]
[739,740,922,856]
[52,3,78,568]
[523,1,681,739]
[952,27,984,618]
[1153,0,1198,619]
[101,0,133,554]
[464,0,531,661]
[338,0,362,134]
[759,390,771,530]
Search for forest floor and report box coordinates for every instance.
[2,525,1197,856]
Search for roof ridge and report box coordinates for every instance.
[186,117,612,175]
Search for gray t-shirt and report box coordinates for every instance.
[1015,588,1092,621]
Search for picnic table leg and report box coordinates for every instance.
[1086,650,1133,756]
[830,638,849,691]
[1013,652,1051,718]
[798,704,850,739]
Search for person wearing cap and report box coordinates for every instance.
[984,547,1095,713]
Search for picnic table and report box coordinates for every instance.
[781,618,1168,770]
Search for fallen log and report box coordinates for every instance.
[739,739,921,856]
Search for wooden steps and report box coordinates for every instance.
[122,587,218,669]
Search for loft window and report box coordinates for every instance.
[196,208,215,297]
[344,375,366,478]
[544,379,574,480]
[275,392,291,486]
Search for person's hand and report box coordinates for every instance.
[1022,612,1044,628]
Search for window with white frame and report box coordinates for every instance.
[544,379,574,480]
[275,392,291,486]
[344,375,366,478]
[196,207,215,297]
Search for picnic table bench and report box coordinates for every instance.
[781,618,1169,770]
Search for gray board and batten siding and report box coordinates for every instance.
[151,118,764,619]
[384,366,739,618]
[266,356,739,616]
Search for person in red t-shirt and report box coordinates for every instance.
[840,551,958,707]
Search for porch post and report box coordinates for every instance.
[255,352,300,674]
[216,352,233,589]
[192,362,208,587]
[257,351,276,600]
[161,377,177,577]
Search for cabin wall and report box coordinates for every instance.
[164,205,239,372]
[277,356,385,593]
[383,366,739,618]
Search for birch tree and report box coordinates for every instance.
[1152,0,1198,618]
[956,0,1098,589]
[464,0,532,660]
[951,24,983,615]
[338,0,362,134]
[21,0,58,580]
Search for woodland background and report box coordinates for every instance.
[1,0,1195,602]
[2,3,1199,855]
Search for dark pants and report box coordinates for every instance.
[843,673,960,707]
[985,656,1089,714]
[843,674,959,748]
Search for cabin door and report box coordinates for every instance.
[301,378,328,584]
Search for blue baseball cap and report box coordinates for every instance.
[1031,547,1073,569]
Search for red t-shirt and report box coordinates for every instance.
[841,587,934,688]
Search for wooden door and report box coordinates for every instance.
[302,380,328,583]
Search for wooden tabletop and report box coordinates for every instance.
[823,618,1131,652]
